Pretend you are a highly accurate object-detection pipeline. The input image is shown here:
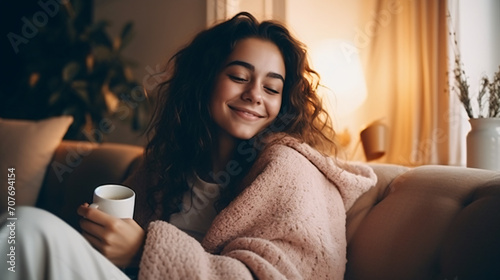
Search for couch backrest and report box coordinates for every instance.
[345,165,500,279]
[37,140,144,229]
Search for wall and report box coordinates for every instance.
[457,0,500,91]
[93,0,207,145]
[94,0,207,81]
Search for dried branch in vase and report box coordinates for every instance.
[451,29,500,119]
[452,53,473,118]
[477,77,488,117]
[488,67,500,118]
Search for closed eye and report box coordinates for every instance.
[265,87,280,94]
[228,74,247,82]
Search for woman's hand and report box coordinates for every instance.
[77,203,145,268]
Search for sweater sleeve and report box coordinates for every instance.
[139,144,349,280]
[139,221,254,280]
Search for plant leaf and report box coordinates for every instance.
[88,20,113,48]
[71,80,90,105]
[62,62,81,82]
[48,91,62,106]
[93,45,112,61]
[119,21,134,50]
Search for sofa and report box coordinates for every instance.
[1,116,499,279]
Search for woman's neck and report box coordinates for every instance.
[213,132,236,172]
[198,130,238,183]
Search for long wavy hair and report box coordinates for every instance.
[145,12,337,221]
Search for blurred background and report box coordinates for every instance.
[1,0,499,165]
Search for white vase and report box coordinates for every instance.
[466,118,500,171]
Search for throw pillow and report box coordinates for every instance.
[0,116,74,212]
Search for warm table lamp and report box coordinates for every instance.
[360,120,388,161]
[311,39,379,161]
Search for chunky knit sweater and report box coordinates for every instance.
[138,135,376,279]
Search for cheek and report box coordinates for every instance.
[211,79,237,104]
[210,78,228,108]
[267,97,282,120]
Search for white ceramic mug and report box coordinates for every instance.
[89,184,135,219]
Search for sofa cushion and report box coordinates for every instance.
[0,116,73,211]
[37,140,143,230]
[346,163,410,242]
[345,165,500,279]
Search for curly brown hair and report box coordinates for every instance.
[145,12,337,220]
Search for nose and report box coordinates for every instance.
[242,81,263,104]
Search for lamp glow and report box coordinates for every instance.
[311,39,367,117]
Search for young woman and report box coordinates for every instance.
[0,12,376,279]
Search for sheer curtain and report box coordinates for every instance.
[359,0,451,166]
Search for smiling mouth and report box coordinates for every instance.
[228,105,265,119]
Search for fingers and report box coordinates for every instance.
[78,203,118,248]
[80,217,106,238]
[77,203,145,267]
[81,229,103,251]
[78,203,117,227]
[77,202,89,216]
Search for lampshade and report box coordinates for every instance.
[360,121,388,161]
[310,39,367,117]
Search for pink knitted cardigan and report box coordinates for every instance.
[138,135,376,279]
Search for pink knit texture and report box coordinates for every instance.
[139,135,376,279]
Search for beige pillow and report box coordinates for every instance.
[0,116,74,211]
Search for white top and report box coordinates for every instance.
[169,174,221,242]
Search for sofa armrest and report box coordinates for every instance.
[345,165,500,279]
[346,163,410,242]
[36,140,144,229]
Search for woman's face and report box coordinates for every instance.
[210,38,285,140]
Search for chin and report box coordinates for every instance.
[219,122,271,141]
[227,127,262,140]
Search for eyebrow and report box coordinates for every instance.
[225,60,285,83]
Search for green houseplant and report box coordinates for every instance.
[1,0,148,140]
